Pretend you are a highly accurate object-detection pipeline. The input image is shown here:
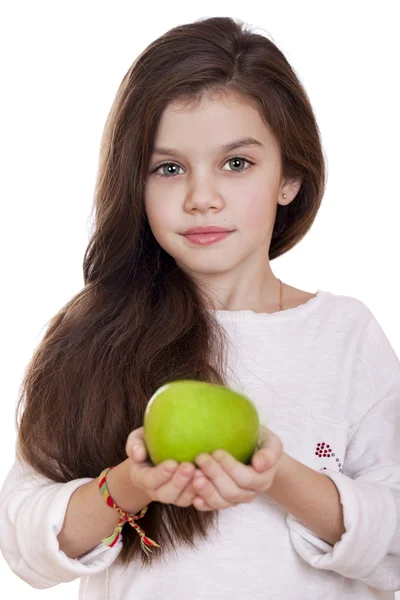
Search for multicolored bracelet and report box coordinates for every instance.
[98,466,160,555]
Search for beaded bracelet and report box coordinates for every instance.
[98,467,160,555]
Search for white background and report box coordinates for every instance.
[1,1,399,597]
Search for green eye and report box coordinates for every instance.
[152,156,254,178]
[223,157,248,172]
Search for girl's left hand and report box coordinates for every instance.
[190,424,283,511]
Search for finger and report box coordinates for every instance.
[191,473,234,510]
[132,458,179,491]
[193,495,215,511]
[176,470,214,507]
[190,472,222,511]
[195,454,248,502]
[252,429,284,473]
[125,427,147,462]
[156,462,197,504]
[211,449,266,490]
[174,478,198,507]
[255,424,268,450]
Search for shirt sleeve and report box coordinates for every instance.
[286,312,400,592]
[0,456,123,589]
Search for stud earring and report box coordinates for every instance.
[282,193,287,199]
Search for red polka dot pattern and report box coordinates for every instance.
[315,442,332,457]
[315,442,343,473]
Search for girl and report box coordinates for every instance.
[1,15,399,600]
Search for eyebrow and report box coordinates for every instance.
[151,136,265,157]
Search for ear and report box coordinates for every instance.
[279,177,303,206]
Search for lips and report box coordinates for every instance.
[182,230,234,246]
[182,225,232,235]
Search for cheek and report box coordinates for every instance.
[145,191,175,234]
[236,190,277,233]
[144,191,181,259]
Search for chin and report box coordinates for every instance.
[186,264,234,277]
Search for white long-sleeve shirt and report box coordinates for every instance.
[1,289,399,599]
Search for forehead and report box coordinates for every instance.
[151,93,276,156]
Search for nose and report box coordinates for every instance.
[183,178,225,214]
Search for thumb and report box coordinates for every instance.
[125,427,147,462]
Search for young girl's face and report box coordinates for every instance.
[145,92,299,281]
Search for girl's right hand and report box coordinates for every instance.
[125,426,199,507]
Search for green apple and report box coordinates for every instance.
[144,379,260,465]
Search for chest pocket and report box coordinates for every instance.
[303,409,351,475]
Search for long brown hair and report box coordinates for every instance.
[16,16,326,568]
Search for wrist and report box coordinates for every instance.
[106,458,152,514]
[266,452,294,501]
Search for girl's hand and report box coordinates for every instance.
[125,427,197,507]
[189,425,283,511]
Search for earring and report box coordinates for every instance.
[282,193,287,199]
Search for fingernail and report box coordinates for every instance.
[165,462,178,473]
[181,466,193,476]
